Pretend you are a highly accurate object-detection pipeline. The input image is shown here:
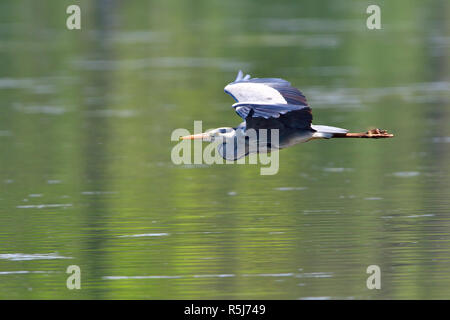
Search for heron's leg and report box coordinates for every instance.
[332,128,394,139]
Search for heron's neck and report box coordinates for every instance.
[218,128,247,161]
[221,128,241,142]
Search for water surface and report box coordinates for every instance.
[0,0,449,299]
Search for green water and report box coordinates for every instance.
[0,0,449,299]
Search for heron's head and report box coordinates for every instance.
[180,127,236,142]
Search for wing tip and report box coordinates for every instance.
[235,70,243,81]
[234,70,251,82]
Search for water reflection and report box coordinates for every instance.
[0,0,449,300]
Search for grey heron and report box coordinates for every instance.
[180,71,393,160]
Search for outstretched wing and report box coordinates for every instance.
[225,71,312,130]
[235,103,312,130]
[224,70,308,106]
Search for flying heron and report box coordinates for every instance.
[180,71,393,160]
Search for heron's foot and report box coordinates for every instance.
[366,128,394,138]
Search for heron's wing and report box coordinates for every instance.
[233,102,313,130]
[224,70,308,106]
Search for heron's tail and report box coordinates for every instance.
[311,125,348,139]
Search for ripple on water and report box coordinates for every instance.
[103,274,235,280]
[72,57,248,72]
[0,253,72,261]
[28,194,43,198]
[259,17,360,33]
[432,137,450,143]
[243,273,295,277]
[305,81,450,109]
[193,274,235,278]
[102,273,294,280]
[103,275,183,280]
[102,271,333,282]
[0,78,33,89]
[0,271,60,275]
[47,180,62,184]
[117,233,169,238]
[180,164,210,169]
[110,31,170,44]
[295,272,334,278]
[323,168,354,173]
[303,210,339,215]
[392,171,420,178]
[81,191,118,195]
[405,214,435,218]
[84,109,138,118]
[229,34,340,48]
[274,187,307,191]
[16,204,72,209]
[13,104,67,115]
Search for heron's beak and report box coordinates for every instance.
[179,133,211,141]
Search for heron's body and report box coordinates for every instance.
[181,71,393,160]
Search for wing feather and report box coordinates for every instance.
[224,70,308,106]
[232,103,313,130]
[225,71,312,131]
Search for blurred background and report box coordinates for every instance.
[0,0,449,299]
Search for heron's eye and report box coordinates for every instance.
[218,128,228,134]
